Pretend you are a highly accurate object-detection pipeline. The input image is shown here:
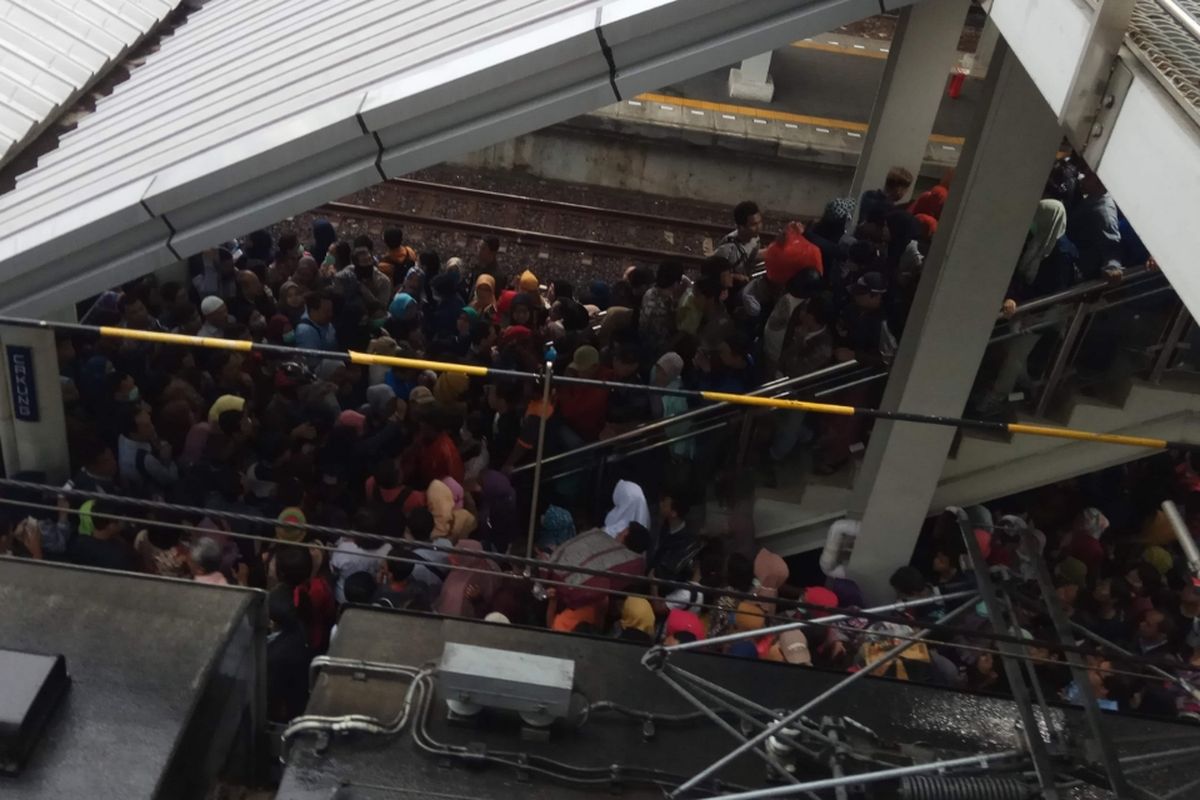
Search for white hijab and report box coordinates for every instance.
[604,479,651,537]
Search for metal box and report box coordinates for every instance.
[438,642,575,721]
[0,650,70,775]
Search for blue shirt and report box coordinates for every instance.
[294,311,337,352]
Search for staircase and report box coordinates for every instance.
[752,374,1200,555]
[751,277,1200,557]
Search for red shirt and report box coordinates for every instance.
[1066,533,1105,575]
[557,380,608,442]
[295,574,336,652]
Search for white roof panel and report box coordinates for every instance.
[0,0,180,169]
[0,0,882,316]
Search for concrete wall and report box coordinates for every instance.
[451,125,857,219]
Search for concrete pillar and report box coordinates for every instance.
[849,0,971,203]
[969,16,1000,77]
[728,52,775,103]
[0,326,69,482]
[844,40,1064,601]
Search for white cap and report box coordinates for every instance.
[200,296,225,316]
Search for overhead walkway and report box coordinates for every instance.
[989,0,1200,323]
[0,0,893,318]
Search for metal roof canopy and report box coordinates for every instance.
[0,0,887,317]
[0,557,265,800]
[0,0,182,170]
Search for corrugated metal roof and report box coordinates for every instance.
[0,0,885,316]
[0,0,180,167]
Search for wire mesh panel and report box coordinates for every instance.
[1129,0,1200,119]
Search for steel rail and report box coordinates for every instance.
[1155,0,1200,42]
[387,177,730,236]
[318,201,709,266]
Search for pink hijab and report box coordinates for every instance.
[754,549,789,615]
[442,476,465,510]
[434,540,500,618]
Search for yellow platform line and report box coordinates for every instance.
[792,40,888,59]
[634,93,965,147]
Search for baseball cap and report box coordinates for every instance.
[275,507,307,542]
[568,345,599,374]
[852,272,887,296]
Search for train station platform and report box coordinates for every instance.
[574,34,980,176]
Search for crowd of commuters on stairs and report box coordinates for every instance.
[0,151,1185,725]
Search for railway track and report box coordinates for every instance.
[318,200,711,267]
[316,176,787,271]
[386,178,730,238]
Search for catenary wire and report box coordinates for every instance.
[0,477,1050,637]
[2,492,1193,685]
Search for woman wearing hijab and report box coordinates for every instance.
[537,505,576,552]
[470,274,496,316]
[506,293,538,333]
[604,479,651,538]
[427,479,455,539]
[279,282,307,324]
[1011,199,1070,303]
[649,352,695,464]
[433,371,469,417]
[434,540,500,618]
[388,289,419,323]
[753,549,789,615]
[477,470,518,553]
[364,383,397,425]
[977,199,1072,417]
[616,597,657,643]
[427,479,476,542]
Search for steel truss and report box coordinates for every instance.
[639,510,1200,799]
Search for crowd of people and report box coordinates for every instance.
[0,153,1193,726]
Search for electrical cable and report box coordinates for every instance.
[404,670,759,796]
[585,700,710,725]
[280,665,433,762]
[0,476,948,624]
[286,655,1062,797]
[4,488,1197,685]
[0,488,1014,637]
[3,490,1195,688]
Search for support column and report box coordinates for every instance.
[849,0,970,204]
[0,326,69,482]
[844,40,1064,601]
[1059,0,1135,149]
[969,14,1000,77]
[728,52,774,103]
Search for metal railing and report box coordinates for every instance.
[512,360,866,477]
[985,268,1189,418]
[525,266,1194,517]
